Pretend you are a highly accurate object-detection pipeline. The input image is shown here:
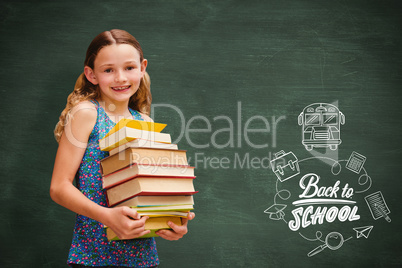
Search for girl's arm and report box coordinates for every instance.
[50,101,150,239]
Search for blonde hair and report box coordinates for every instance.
[54,29,152,142]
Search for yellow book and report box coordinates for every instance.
[99,128,172,151]
[106,216,182,240]
[104,118,167,138]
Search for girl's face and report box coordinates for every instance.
[85,44,147,105]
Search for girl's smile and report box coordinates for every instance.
[111,85,131,91]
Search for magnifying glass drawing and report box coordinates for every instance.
[307,232,344,257]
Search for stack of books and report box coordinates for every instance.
[99,119,197,240]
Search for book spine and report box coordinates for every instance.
[107,191,198,207]
[104,175,196,190]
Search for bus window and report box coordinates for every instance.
[323,113,338,125]
[305,113,320,125]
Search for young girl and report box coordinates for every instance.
[50,29,195,267]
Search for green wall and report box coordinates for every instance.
[1,0,401,267]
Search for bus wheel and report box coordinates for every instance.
[305,145,313,151]
[330,145,337,150]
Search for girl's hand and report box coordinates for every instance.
[155,212,195,241]
[104,206,151,240]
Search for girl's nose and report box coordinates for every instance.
[115,70,127,82]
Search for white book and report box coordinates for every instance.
[109,139,178,155]
[116,195,194,207]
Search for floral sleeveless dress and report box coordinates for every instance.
[67,100,159,267]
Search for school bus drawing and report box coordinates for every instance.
[298,103,345,151]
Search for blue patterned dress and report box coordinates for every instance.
[67,100,159,267]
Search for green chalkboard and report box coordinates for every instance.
[1,0,401,267]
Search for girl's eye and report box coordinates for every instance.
[126,66,135,70]
[104,69,113,73]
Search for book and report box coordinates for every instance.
[99,119,197,241]
[102,163,195,189]
[104,118,167,138]
[106,176,197,206]
[99,127,172,151]
[109,139,179,156]
[137,211,190,217]
[116,195,194,208]
[131,204,193,212]
[106,216,182,240]
[100,148,188,176]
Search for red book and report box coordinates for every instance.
[106,176,197,207]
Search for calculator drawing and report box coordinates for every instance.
[346,151,366,174]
